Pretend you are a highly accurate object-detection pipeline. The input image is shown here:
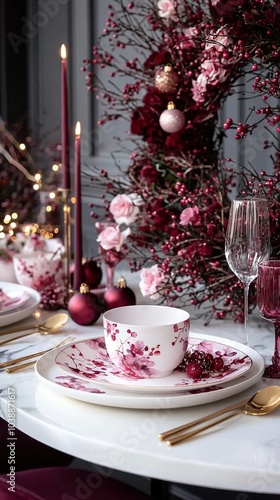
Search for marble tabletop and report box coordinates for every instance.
[0,284,279,495]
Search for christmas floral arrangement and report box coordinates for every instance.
[84,0,280,323]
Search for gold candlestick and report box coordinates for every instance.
[58,188,72,299]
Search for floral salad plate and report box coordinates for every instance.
[0,282,41,328]
[35,333,264,409]
[0,288,30,314]
[54,335,253,394]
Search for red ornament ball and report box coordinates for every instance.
[104,276,136,310]
[155,64,179,94]
[159,101,185,134]
[68,283,104,325]
[70,259,103,289]
[82,259,103,288]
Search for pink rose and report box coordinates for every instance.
[97,225,131,252]
[157,0,176,19]
[109,194,140,225]
[191,74,207,103]
[180,206,200,226]
[179,27,199,50]
[201,59,228,85]
[139,264,166,300]
[205,28,233,53]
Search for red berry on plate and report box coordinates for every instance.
[212,357,224,372]
[186,361,203,379]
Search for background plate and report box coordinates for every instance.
[0,282,41,328]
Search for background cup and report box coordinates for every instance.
[103,304,190,379]
[13,251,65,290]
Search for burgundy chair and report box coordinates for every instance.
[0,466,150,500]
[0,418,72,474]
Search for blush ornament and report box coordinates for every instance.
[68,283,104,326]
[104,276,136,310]
[154,64,179,94]
[159,101,185,134]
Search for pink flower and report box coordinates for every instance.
[180,206,200,226]
[201,59,228,85]
[191,74,207,103]
[139,264,166,299]
[97,225,131,252]
[205,27,233,53]
[109,194,140,225]
[157,0,175,19]
[179,27,199,49]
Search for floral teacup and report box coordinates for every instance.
[13,251,65,290]
[103,305,190,379]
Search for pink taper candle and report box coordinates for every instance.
[73,121,82,291]
[60,44,70,190]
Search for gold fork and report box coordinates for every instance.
[2,336,75,372]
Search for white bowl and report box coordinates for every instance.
[103,305,190,379]
[13,251,65,290]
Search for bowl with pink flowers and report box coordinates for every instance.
[103,304,190,379]
[13,251,65,290]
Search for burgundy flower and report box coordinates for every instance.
[144,50,171,69]
[140,164,159,183]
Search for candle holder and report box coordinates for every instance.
[57,188,72,300]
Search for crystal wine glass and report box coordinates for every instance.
[225,197,270,346]
[257,260,280,378]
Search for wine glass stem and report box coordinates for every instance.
[105,264,115,289]
[244,283,250,346]
[272,322,280,370]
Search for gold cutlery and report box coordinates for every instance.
[0,313,69,345]
[0,336,75,370]
[159,386,280,446]
[6,361,40,373]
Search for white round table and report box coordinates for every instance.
[0,303,279,496]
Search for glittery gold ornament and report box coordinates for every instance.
[154,64,179,94]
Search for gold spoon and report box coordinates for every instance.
[0,313,69,346]
[160,386,280,446]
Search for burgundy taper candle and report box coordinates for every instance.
[73,121,82,290]
[60,44,70,190]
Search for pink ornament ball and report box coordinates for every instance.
[159,108,185,133]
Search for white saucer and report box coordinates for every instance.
[54,335,252,394]
[35,334,264,409]
[0,282,41,328]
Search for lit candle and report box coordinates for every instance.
[60,44,70,190]
[73,121,82,291]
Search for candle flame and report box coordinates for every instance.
[75,121,81,137]
[60,44,67,60]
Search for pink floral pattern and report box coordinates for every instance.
[104,320,189,378]
[55,375,105,394]
[0,289,30,312]
[55,336,252,393]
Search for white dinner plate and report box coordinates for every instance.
[55,336,252,394]
[35,334,265,409]
[0,282,41,328]
[0,289,30,315]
